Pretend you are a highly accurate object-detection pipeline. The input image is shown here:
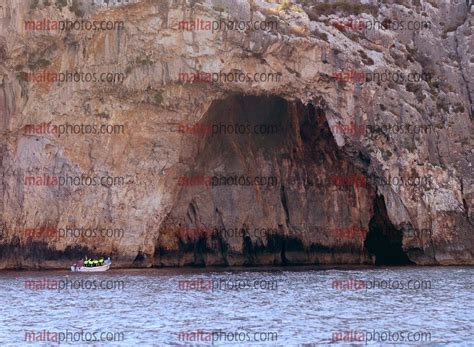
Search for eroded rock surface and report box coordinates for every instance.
[0,0,472,268]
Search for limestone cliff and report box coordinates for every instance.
[0,0,472,269]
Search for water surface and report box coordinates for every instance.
[1,266,472,346]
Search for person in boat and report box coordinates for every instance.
[99,258,104,266]
[93,259,99,266]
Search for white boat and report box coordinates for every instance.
[71,259,112,272]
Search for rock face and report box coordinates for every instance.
[0,0,472,269]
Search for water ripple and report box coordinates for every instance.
[0,267,472,346]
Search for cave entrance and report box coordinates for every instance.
[157,94,411,266]
[364,195,413,265]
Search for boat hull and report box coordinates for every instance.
[71,263,111,272]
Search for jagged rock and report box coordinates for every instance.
[0,0,472,269]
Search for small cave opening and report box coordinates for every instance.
[364,195,414,265]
